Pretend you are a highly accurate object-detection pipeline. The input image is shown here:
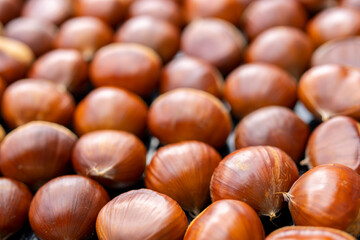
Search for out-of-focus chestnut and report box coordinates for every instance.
[245,26,313,78]
[266,226,356,240]
[148,89,232,148]
[235,106,309,162]
[27,49,88,93]
[0,125,5,143]
[72,130,146,188]
[96,189,188,240]
[160,56,223,98]
[145,141,222,216]
[181,18,247,74]
[184,200,265,240]
[0,121,77,189]
[0,36,34,84]
[0,76,7,104]
[74,87,148,137]
[90,43,162,97]
[283,164,360,236]
[1,79,75,129]
[242,0,307,40]
[211,146,299,219]
[0,0,22,24]
[224,63,297,118]
[0,177,32,239]
[298,64,360,121]
[296,0,337,12]
[340,0,360,9]
[21,0,73,26]
[29,175,110,240]
[114,16,180,63]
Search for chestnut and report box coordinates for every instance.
[283,164,360,236]
[0,37,34,84]
[0,76,7,105]
[0,125,5,143]
[234,106,309,162]
[242,0,307,40]
[181,18,247,74]
[55,17,113,61]
[90,43,162,97]
[224,63,297,118]
[245,26,313,78]
[211,146,299,219]
[1,79,75,129]
[96,189,188,240]
[145,141,222,216]
[0,121,77,189]
[148,88,232,148]
[295,0,336,12]
[29,175,110,240]
[184,200,265,240]
[298,64,360,121]
[73,87,148,137]
[160,55,223,98]
[27,49,88,93]
[340,0,360,9]
[0,0,22,24]
[0,177,32,239]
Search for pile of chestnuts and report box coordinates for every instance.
[0,0,360,239]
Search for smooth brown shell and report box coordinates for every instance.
[340,0,360,9]
[0,0,22,24]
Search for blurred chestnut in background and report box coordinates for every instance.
[181,18,246,74]
[235,106,309,162]
[284,164,360,236]
[160,56,223,98]
[1,79,75,129]
[21,0,73,26]
[211,146,299,219]
[74,87,148,137]
[145,141,222,216]
[0,178,32,239]
[96,189,188,240]
[298,64,360,121]
[0,121,77,189]
[0,76,7,103]
[27,49,88,93]
[296,0,337,12]
[29,175,109,240]
[242,0,307,40]
[72,130,146,188]
[148,89,232,148]
[0,0,22,24]
[90,43,161,97]
[224,63,297,118]
[245,26,313,78]
[114,16,180,63]
[307,7,360,47]
[0,37,34,84]
[340,0,360,9]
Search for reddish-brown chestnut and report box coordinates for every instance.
[184,200,265,240]
[0,177,32,239]
[340,0,360,9]
[29,175,110,240]
[0,76,7,105]
[0,0,22,24]
[96,189,188,240]
[0,125,5,143]
[211,146,299,219]
[148,89,232,148]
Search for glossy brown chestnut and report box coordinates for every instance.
[0,37,34,84]
[245,26,313,78]
[181,18,247,74]
[1,79,75,128]
[242,0,307,40]
[160,56,223,98]
[211,146,299,219]
[298,64,360,121]
[184,200,265,240]
[148,89,232,148]
[284,164,360,236]
[90,43,162,97]
[96,189,188,240]
[224,63,297,118]
[266,226,356,240]
[0,177,32,239]
[74,87,148,136]
[145,141,222,215]
[0,0,22,24]
[0,121,77,189]
[340,0,360,9]
[235,106,309,162]
[29,175,110,240]
[27,49,88,93]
